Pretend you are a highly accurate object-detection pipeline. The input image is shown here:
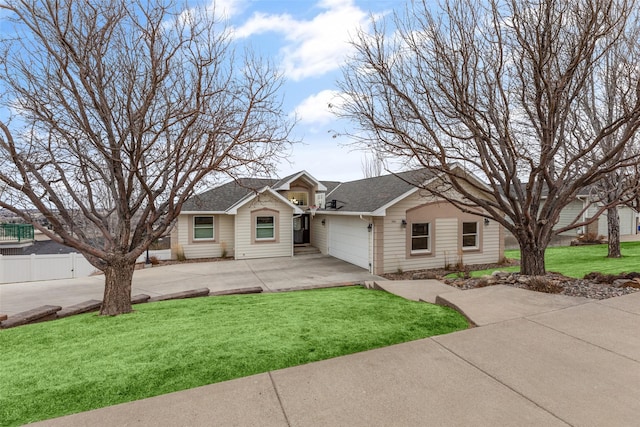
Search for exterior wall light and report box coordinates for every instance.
[367,223,373,232]
[401,219,407,228]
[484,218,490,226]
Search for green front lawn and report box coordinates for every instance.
[470,241,640,278]
[0,286,467,426]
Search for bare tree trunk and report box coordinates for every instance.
[607,206,622,258]
[0,1,293,316]
[337,0,640,280]
[100,260,135,316]
[519,244,546,276]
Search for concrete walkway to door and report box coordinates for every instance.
[0,254,380,316]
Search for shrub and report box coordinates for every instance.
[584,271,640,284]
[526,276,563,294]
[221,241,228,258]
[577,232,605,244]
[584,272,616,284]
[174,244,186,261]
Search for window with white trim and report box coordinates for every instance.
[462,222,478,249]
[288,191,308,206]
[193,216,214,240]
[411,223,430,253]
[256,216,275,240]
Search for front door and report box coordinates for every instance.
[293,214,311,244]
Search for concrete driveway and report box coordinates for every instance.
[0,254,379,316]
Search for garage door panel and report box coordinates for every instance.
[619,208,635,235]
[328,217,369,270]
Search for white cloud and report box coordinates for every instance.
[235,0,371,80]
[294,90,343,126]
[168,0,246,32]
[207,0,246,19]
[277,140,367,182]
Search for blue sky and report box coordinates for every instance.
[217,0,401,182]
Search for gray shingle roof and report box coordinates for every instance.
[271,172,300,190]
[500,182,593,198]
[20,240,77,255]
[323,169,433,213]
[320,181,341,194]
[182,178,276,211]
[182,170,434,213]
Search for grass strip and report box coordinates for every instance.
[0,286,467,426]
[461,241,640,278]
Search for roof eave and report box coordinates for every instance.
[314,210,380,216]
[274,170,327,192]
[180,211,229,215]
[370,186,422,216]
[227,187,303,214]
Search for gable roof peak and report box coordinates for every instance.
[273,170,327,192]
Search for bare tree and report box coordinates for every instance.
[337,0,640,275]
[588,170,640,257]
[361,153,384,178]
[0,0,294,315]
[581,36,640,258]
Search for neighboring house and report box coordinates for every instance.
[503,188,639,249]
[0,223,35,255]
[173,170,504,274]
[555,193,638,238]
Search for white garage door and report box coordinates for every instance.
[328,216,370,270]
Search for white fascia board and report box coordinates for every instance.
[270,188,305,214]
[226,191,258,214]
[274,170,327,192]
[227,187,304,214]
[449,163,492,191]
[371,186,422,216]
[326,182,342,197]
[315,210,383,217]
[180,211,228,215]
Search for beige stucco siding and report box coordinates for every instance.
[310,214,328,254]
[235,193,294,259]
[174,214,235,259]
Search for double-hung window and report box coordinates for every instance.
[193,216,214,240]
[462,222,478,249]
[411,223,430,253]
[256,216,275,240]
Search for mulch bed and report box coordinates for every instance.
[381,259,640,300]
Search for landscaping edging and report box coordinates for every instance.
[0,282,364,329]
[0,287,263,329]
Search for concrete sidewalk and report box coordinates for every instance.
[28,281,640,426]
[0,254,379,316]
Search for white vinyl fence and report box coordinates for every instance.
[0,249,172,284]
